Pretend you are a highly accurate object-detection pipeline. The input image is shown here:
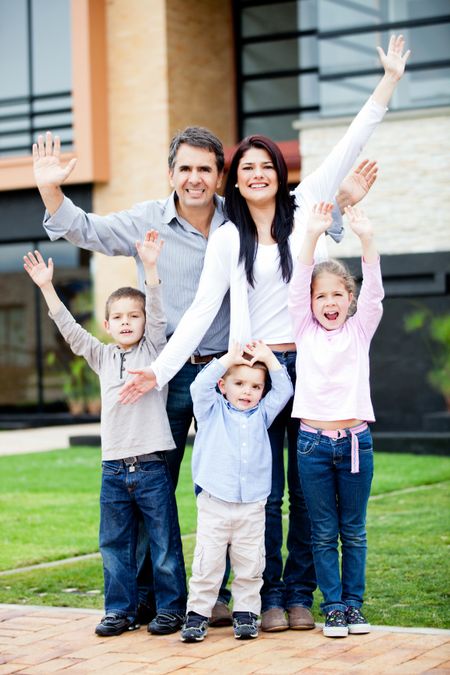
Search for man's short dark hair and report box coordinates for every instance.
[105,287,145,320]
[168,126,225,173]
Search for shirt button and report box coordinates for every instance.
[242,442,246,446]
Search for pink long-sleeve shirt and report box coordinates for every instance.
[288,259,384,422]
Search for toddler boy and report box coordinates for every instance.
[181,341,293,642]
[24,231,186,637]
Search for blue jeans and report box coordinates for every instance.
[100,457,187,620]
[261,351,316,611]
[297,426,374,614]
[136,361,232,607]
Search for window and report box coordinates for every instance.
[235,0,450,138]
[0,0,73,157]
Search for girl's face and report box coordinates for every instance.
[311,272,353,331]
[236,147,279,207]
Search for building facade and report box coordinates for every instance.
[0,0,449,428]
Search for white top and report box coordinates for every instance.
[152,96,387,389]
[288,259,384,421]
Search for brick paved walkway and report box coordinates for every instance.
[0,605,449,674]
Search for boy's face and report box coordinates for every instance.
[311,272,353,331]
[218,364,266,411]
[104,297,145,350]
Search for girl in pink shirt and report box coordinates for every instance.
[288,203,384,638]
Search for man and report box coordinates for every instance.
[33,128,376,631]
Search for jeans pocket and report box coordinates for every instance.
[297,433,319,456]
[102,461,122,476]
[357,429,373,453]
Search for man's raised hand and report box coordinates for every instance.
[32,132,77,188]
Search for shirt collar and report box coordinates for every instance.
[224,398,258,416]
[162,191,226,234]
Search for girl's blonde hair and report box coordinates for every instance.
[311,259,357,316]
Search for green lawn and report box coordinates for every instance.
[0,446,449,628]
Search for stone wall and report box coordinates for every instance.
[297,108,450,259]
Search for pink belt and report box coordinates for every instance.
[300,422,368,474]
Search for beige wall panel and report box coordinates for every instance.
[166,0,236,147]
[93,0,171,320]
[298,110,450,258]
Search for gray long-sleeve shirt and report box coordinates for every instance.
[50,284,175,460]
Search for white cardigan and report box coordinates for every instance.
[152,96,387,388]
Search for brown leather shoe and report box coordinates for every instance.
[209,601,233,627]
[287,605,315,630]
[261,607,289,632]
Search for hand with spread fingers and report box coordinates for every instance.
[32,131,77,188]
[119,367,157,404]
[336,159,378,212]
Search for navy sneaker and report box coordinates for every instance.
[181,611,209,642]
[148,612,185,635]
[346,606,371,634]
[95,613,139,637]
[323,609,348,638]
[233,612,258,639]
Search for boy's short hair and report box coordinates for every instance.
[223,360,268,381]
[105,287,145,320]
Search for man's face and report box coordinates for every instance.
[218,364,266,411]
[104,297,146,350]
[169,144,223,213]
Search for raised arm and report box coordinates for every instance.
[33,132,77,215]
[136,230,167,355]
[344,205,384,340]
[23,250,62,315]
[23,250,103,371]
[288,203,333,338]
[294,35,410,218]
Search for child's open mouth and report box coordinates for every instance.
[324,312,338,321]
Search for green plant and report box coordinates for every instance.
[404,309,450,409]
[46,349,101,414]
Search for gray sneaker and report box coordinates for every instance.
[181,612,208,642]
[233,612,258,639]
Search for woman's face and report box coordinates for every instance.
[236,147,279,207]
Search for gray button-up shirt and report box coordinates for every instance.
[44,192,229,355]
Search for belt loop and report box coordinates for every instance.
[349,429,359,474]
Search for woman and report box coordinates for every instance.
[121,35,410,631]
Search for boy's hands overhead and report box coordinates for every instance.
[23,250,54,287]
[135,229,164,267]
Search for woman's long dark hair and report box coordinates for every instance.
[224,135,296,287]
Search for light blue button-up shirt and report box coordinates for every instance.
[190,359,293,503]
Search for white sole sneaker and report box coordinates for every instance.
[348,623,371,634]
[323,625,349,638]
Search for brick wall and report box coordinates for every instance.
[91,0,236,322]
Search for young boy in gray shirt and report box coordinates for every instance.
[24,231,186,637]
